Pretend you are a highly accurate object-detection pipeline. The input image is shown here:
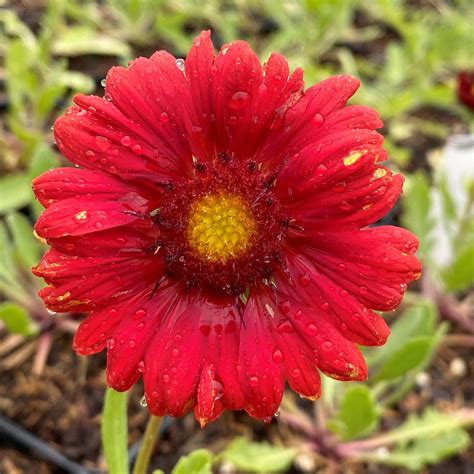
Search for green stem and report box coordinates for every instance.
[132,415,162,474]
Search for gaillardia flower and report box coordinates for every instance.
[33,31,421,425]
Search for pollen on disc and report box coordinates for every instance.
[187,193,256,262]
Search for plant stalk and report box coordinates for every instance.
[132,415,162,474]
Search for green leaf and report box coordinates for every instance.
[0,301,37,335]
[221,437,296,473]
[102,388,129,474]
[52,27,131,57]
[442,243,474,292]
[401,172,433,260]
[0,173,32,213]
[172,449,212,474]
[372,336,432,382]
[363,409,472,471]
[6,212,42,269]
[366,300,436,369]
[28,143,60,179]
[328,386,378,440]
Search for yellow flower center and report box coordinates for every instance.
[187,193,256,262]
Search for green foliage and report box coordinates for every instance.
[442,242,474,292]
[401,172,433,260]
[221,437,296,473]
[0,173,32,213]
[361,409,472,471]
[0,301,38,335]
[102,389,129,474]
[171,449,213,474]
[5,212,43,270]
[328,386,379,440]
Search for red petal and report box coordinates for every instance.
[34,195,147,239]
[276,249,390,346]
[32,167,133,208]
[104,51,196,175]
[54,96,189,184]
[73,306,123,355]
[106,283,179,391]
[238,290,285,419]
[33,249,164,312]
[185,32,304,164]
[49,227,156,257]
[144,291,242,419]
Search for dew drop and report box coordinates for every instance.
[175,58,185,71]
[305,324,317,336]
[137,361,145,373]
[121,135,132,146]
[320,302,329,311]
[257,83,268,96]
[249,376,259,387]
[133,309,147,320]
[292,368,301,378]
[358,286,368,295]
[172,348,179,357]
[316,163,328,176]
[322,341,333,352]
[159,112,169,124]
[274,408,281,417]
[139,395,147,407]
[311,113,325,127]
[263,416,272,424]
[95,135,111,151]
[278,300,291,314]
[85,150,95,157]
[101,78,106,87]
[298,273,311,287]
[200,324,211,336]
[106,338,116,349]
[211,380,223,400]
[272,347,284,363]
[332,181,347,193]
[132,144,143,155]
[228,91,249,109]
[163,374,170,383]
[128,340,136,348]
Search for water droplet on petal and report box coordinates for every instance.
[359,286,368,295]
[172,348,179,357]
[311,113,325,127]
[249,376,259,387]
[322,341,333,352]
[278,300,291,314]
[121,135,132,146]
[292,368,301,377]
[101,78,106,87]
[272,347,284,363]
[95,135,111,151]
[175,58,185,71]
[316,163,328,176]
[228,91,249,109]
[333,181,347,193]
[139,395,147,407]
[132,144,142,155]
[106,338,116,349]
[305,324,317,336]
[159,112,169,124]
[298,273,311,287]
[163,374,170,383]
[263,416,272,423]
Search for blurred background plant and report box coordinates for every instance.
[0,0,473,473]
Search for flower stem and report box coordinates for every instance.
[132,415,162,474]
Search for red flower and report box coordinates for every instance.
[33,31,421,425]
[458,71,474,109]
